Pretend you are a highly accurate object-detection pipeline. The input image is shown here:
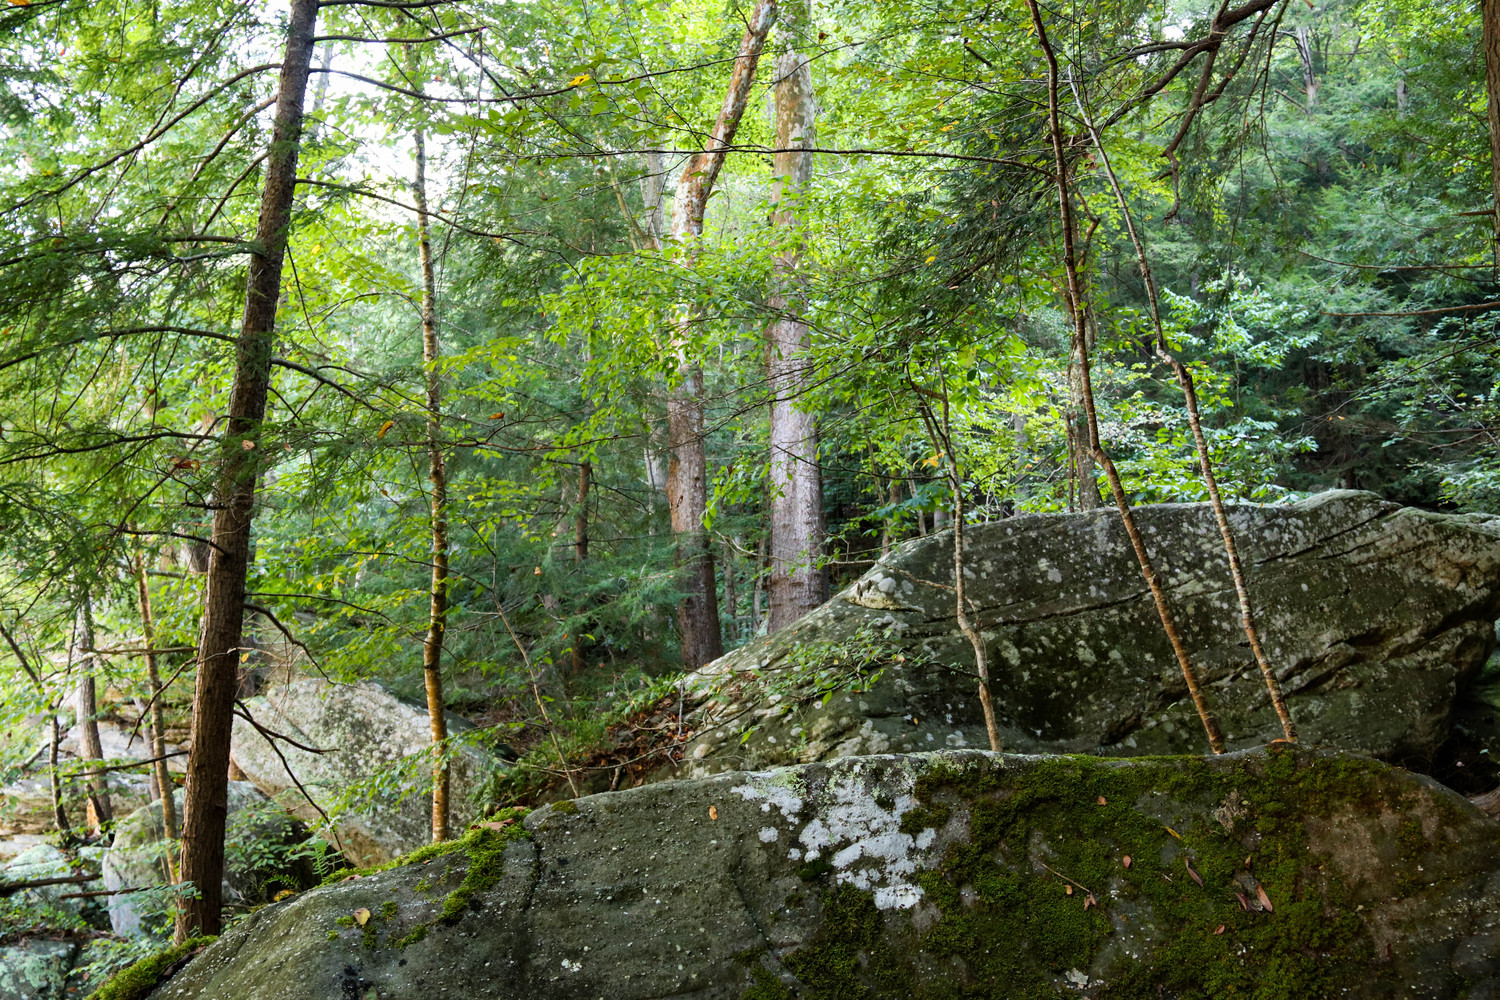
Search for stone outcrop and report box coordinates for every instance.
[656,491,1500,780]
[229,678,505,864]
[101,782,311,939]
[1,722,184,839]
[147,746,1500,999]
[0,844,102,1000]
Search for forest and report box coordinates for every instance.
[1,0,1498,991]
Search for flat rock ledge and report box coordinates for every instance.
[152,746,1500,1000]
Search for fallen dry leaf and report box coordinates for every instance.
[1214,924,1226,936]
[1084,893,1098,910]
[1065,884,1074,896]
[354,908,371,927]
[1097,795,1107,805]
[1185,858,1203,886]
[709,805,718,821]
[1235,891,1250,911]
[1255,884,1274,912]
[1122,855,1132,869]
[1165,826,1182,839]
[476,819,515,831]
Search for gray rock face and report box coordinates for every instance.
[0,938,78,1000]
[101,782,308,939]
[229,679,504,864]
[149,747,1500,999]
[663,491,1500,777]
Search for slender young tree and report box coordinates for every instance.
[409,44,450,844]
[177,0,320,940]
[1068,80,1297,743]
[73,594,112,834]
[1026,0,1226,754]
[665,0,778,667]
[135,544,178,875]
[765,0,827,631]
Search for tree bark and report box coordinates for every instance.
[74,596,112,834]
[1483,0,1500,267]
[410,55,451,844]
[177,0,318,941]
[136,546,178,878]
[665,0,778,667]
[765,0,825,632]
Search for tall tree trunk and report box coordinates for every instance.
[410,52,450,844]
[1483,0,1500,267]
[136,546,178,879]
[665,0,778,667]
[177,0,318,941]
[1292,27,1319,107]
[74,596,112,834]
[766,0,825,632]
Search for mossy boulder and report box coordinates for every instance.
[662,491,1500,779]
[148,746,1500,999]
[228,678,506,864]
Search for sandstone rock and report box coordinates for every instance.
[229,678,504,864]
[662,491,1500,779]
[101,782,312,939]
[148,746,1500,999]
[0,938,78,1000]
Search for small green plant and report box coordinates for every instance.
[765,623,901,708]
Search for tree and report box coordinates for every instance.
[177,0,320,941]
[765,0,827,631]
[408,43,451,844]
[665,0,778,668]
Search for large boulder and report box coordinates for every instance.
[229,678,505,864]
[657,491,1500,781]
[101,782,312,939]
[148,746,1500,999]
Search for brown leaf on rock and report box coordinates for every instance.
[354,908,371,927]
[1185,858,1203,886]
[1256,884,1274,912]
[709,805,718,821]
[1214,924,1226,935]
[1097,795,1107,805]
[1065,884,1074,896]
[1084,893,1098,910]
[1122,855,1132,869]
[1235,891,1250,911]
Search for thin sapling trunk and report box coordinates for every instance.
[1027,0,1226,754]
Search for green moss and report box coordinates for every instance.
[776,747,1387,1000]
[437,821,527,921]
[743,966,795,1000]
[796,858,834,882]
[550,799,579,815]
[319,807,531,887]
[780,885,913,999]
[86,936,216,1000]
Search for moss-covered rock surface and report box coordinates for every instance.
[655,491,1500,781]
[148,746,1500,999]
